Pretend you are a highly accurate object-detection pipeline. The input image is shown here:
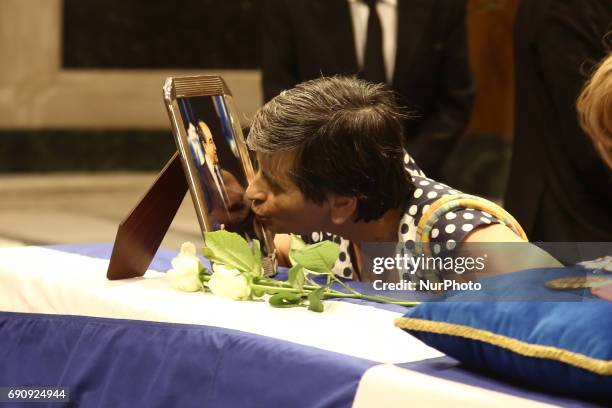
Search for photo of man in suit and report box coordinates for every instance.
[188,120,253,232]
[198,120,229,210]
[261,0,474,180]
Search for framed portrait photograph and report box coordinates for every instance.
[163,75,276,273]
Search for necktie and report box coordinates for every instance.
[362,0,386,84]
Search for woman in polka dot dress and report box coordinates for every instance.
[245,76,546,283]
[302,152,511,279]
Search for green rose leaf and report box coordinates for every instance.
[251,238,263,276]
[252,288,265,298]
[287,264,305,291]
[307,287,325,312]
[203,230,257,275]
[290,241,341,274]
[290,234,307,250]
[269,292,303,308]
[288,234,307,266]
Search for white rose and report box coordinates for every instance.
[177,241,198,257]
[207,264,251,300]
[166,242,203,292]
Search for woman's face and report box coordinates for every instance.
[245,152,330,234]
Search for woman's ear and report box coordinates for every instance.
[327,194,357,225]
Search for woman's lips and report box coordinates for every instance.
[253,211,270,221]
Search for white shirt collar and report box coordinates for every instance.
[347,0,398,6]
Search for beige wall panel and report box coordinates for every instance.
[0,0,262,130]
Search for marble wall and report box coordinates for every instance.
[0,0,262,131]
[0,0,262,171]
[0,0,514,198]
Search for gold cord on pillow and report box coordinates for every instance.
[395,317,612,376]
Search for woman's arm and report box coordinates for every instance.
[464,224,562,276]
[273,233,291,267]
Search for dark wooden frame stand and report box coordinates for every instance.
[106,153,189,280]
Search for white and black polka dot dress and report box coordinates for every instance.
[302,152,503,279]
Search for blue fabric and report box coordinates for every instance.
[400,268,612,402]
[47,243,178,273]
[437,266,596,302]
[0,312,376,408]
[398,357,602,408]
[6,245,609,406]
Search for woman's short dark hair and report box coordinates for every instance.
[247,76,415,222]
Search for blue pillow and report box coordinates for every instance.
[395,268,612,402]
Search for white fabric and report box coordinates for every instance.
[353,365,555,407]
[348,0,397,83]
[0,246,439,364]
[0,246,558,407]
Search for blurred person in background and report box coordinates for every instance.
[505,0,612,242]
[261,0,474,181]
[576,52,612,295]
[577,52,612,170]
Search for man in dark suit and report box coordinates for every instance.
[261,0,473,180]
[505,0,612,242]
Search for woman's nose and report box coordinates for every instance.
[245,181,267,206]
